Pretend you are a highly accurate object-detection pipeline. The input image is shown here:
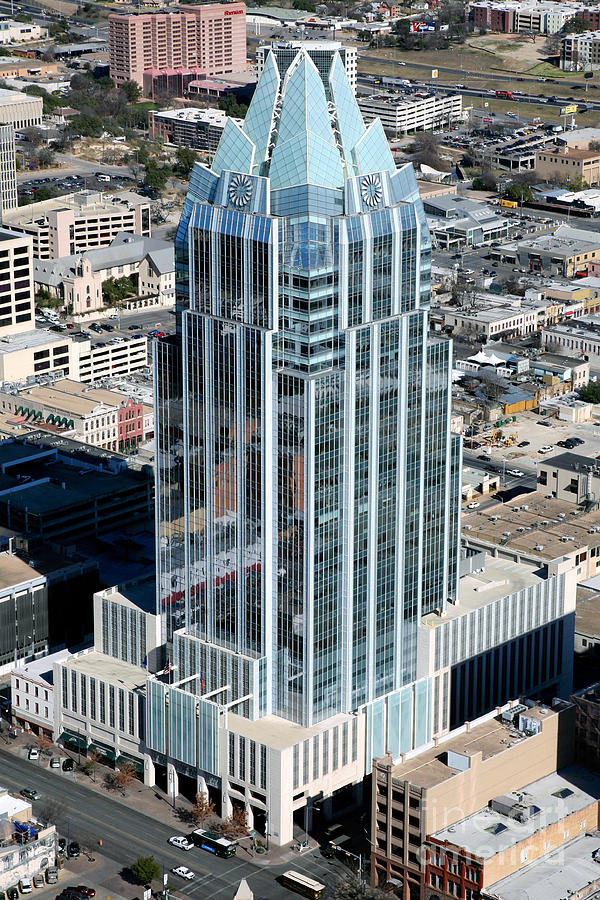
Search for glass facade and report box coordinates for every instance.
[156,47,460,729]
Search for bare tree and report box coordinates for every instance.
[37,798,68,826]
[83,750,102,782]
[114,762,138,795]
[219,806,248,839]
[191,792,216,828]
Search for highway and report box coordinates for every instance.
[357,54,598,91]
[0,747,348,900]
[357,75,600,112]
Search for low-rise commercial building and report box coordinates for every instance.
[462,489,600,582]
[424,195,511,248]
[538,450,600,504]
[472,0,589,34]
[571,681,600,770]
[0,789,56,892]
[426,767,600,900]
[33,233,175,314]
[11,648,73,737]
[536,144,600,186]
[0,435,154,544]
[0,86,42,129]
[371,699,575,894]
[148,107,241,151]
[491,225,600,277]
[444,305,539,339]
[0,19,46,43]
[2,190,151,260]
[542,314,600,364]
[358,91,462,136]
[0,378,154,453]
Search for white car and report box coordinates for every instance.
[28,748,39,761]
[19,879,33,894]
[539,446,553,454]
[466,501,480,509]
[171,867,195,880]
[507,469,525,477]
[168,836,194,851]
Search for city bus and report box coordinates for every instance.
[189,828,237,858]
[280,871,325,899]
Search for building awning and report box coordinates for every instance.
[116,754,144,774]
[89,743,116,761]
[59,731,87,751]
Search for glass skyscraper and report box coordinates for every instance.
[155,45,462,731]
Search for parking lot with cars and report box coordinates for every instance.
[19,173,137,202]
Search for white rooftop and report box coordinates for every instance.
[485,833,600,900]
[431,766,600,859]
[0,789,29,819]
[12,647,73,685]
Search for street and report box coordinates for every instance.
[0,748,348,900]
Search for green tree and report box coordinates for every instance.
[130,856,161,885]
[143,161,172,197]
[293,0,316,9]
[579,382,600,403]
[37,147,55,169]
[566,174,589,191]
[218,95,248,119]
[503,183,532,203]
[102,276,135,303]
[562,15,590,33]
[175,145,197,179]
[120,80,142,103]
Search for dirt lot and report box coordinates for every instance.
[480,410,600,469]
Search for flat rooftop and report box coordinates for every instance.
[14,384,118,417]
[0,789,29,819]
[0,87,40,106]
[63,650,147,692]
[0,551,42,592]
[462,488,600,561]
[575,588,600,638]
[431,766,600,859]
[227,708,356,751]
[13,648,73,685]
[484,833,600,900]
[0,329,72,355]
[423,556,547,627]
[2,190,147,226]
[382,705,555,787]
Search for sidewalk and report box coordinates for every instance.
[1,722,316,868]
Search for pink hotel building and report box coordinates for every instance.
[108,2,246,90]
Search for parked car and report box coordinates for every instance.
[466,501,480,509]
[518,440,530,447]
[539,445,553,454]
[57,839,67,855]
[67,842,80,859]
[45,869,58,885]
[19,879,32,895]
[27,748,39,761]
[73,888,95,898]
[507,469,525,478]
[49,757,60,769]
[101,323,114,332]
[571,437,585,445]
[20,788,41,801]
[463,440,481,449]
[32,876,44,889]
[7,887,19,900]
[62,759,74,772]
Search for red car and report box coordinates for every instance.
[75,888,95,898]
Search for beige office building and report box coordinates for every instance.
[0,87,42,129]
[2,191,152,259]
[536,146,600,186]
